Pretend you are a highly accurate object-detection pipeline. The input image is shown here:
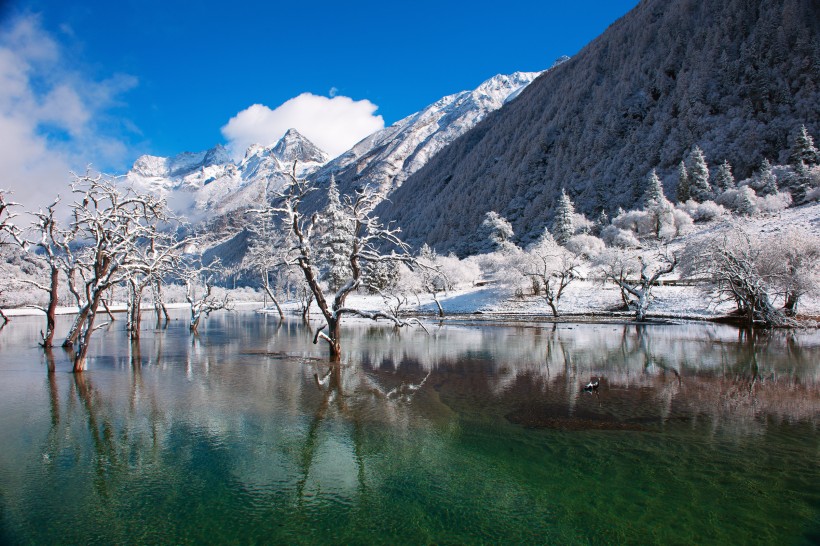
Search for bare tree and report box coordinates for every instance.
[65,173,176,372]
[524,232,580,317]
[760,229,820,317]
[244,205,289,320]
[0,190,23,325]
[682,224,784,327]
[598,247,677,322]
[180,255,231,333]
[268,165,417,360]
[415,244,449,318]
[18,198,75,346]
[124,230,187,339]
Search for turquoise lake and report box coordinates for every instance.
[0,310,818,544]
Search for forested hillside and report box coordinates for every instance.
[378,0,820,255]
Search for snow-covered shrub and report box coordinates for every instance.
[438,253,481,289]
[757,192,792,214]
[670,208,694,237]
[227,286,264,302]
[610,206,691,240]
[678,200,727,223]
[571,212,594,235]
[565,234,606,259]
[472,247,526,291]
[612,209,651,234]
[716,187,757,215]
[807,186,820,202]
[601,225,641,248]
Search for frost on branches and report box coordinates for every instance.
[64,173,181,372]
[266,165,419,360]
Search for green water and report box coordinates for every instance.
[0,312,818,544]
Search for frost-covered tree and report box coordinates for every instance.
[751,159,778,196]
[642,169,666,207]
[269,166,418,360]
[686,146,712,202]
[245,193,295,320]
[682,225,784,327]
[124,228,186,339]
[761,230,820,317]
[21,198,74,346]
[676,161,690,203]
[317,176,355,292]
[789,125,818,167]
[593,210,609,236]
[781,161,812,205]
[0,190,23,325]
[481,211,515,250]
[716,186,757,216]
[597,247,677,322]
[713,160,736,193]
[551,189,575,245]
[524,229,580,317]
[362,257,400,294]
[66,174,177,372]
[180,255,231,333]
[415,244,449,317]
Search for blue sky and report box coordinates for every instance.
[0,0,638,206]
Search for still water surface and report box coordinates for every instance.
[0,311,818,544]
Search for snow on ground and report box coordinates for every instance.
[5,203,819,323]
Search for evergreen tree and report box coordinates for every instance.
[551,189,575,245]
[784,161,811,205]
[593,210,609,236]
[753,159,778,196]
[481,211,514,249]
[642,169,667,207]
[789,125,819,167]
[676,161,690,203]
[317,176,355,291]
[686,146,712,202]
[713,160,736,193]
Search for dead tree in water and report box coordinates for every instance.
[265,165,419,360]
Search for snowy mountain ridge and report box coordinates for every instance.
[124,67,549,222]
[125,129,327,217]
[309,66,557,198]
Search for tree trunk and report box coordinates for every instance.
[73,296,102,372]
[262,269,285,320]
[327,318,342,361]
[63,304,90,348]
[784,291,799,317]
[432,292,444,318]
[547,299,559,318]
[42,266,60,347]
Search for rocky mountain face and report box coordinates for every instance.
[376,0,820,255]
[125,129,327,218]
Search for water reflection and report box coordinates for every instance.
[0,312,818,543]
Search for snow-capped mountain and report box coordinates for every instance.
[377,0,820,255]
[272,128,329,166]
[126,68,547,223]
[310,66,557,197]
[125,129,328,217]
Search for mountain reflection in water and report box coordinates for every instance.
[0,311,817,544]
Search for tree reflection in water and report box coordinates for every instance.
[0,312,817,544]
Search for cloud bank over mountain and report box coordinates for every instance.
[221,93,384,159]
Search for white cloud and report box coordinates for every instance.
[0,14,137,213]
[221,93,384,159]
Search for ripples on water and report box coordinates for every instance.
[0,311,818,544]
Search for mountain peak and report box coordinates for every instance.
[272,129,329,165]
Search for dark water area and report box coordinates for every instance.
[0,311,818,544]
